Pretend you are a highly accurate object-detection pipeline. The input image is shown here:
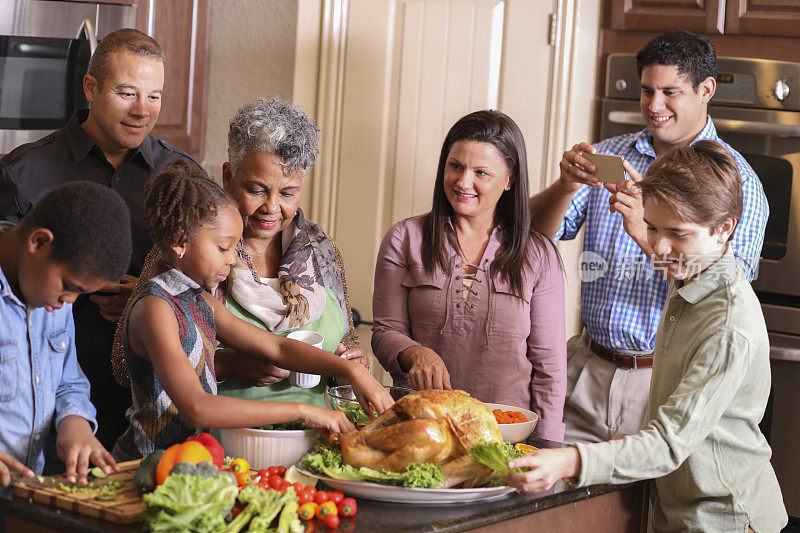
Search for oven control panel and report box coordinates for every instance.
[606,54,800,111]
[714,72,757,104]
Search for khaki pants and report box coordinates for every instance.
[563,331,653,443]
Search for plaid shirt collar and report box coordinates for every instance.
[633,115,717,158]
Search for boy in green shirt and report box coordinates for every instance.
[505,141,786,532]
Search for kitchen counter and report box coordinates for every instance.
[0,479,648,532]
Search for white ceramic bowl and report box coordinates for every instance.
[218,427,316,469]
[484,402,539,443]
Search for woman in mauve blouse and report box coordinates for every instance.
[371,110,567,444]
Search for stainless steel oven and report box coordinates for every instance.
[601,54,800,516]
[0,0,137,153]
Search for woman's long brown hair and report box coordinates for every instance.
[421,110,552,296]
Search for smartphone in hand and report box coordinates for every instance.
[582,153,626,185]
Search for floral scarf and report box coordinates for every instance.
[223,208,348,332]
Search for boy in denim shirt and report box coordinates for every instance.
[0,181,131,488]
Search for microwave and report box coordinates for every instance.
[0,0,137,153]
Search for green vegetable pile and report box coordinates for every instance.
[222,486,303,533]
[467,441,524,477]
[142,472,239,532]
[55,479,125,497]
[301,441,443,488]
[336,402,372,426]
[255,421,309,431]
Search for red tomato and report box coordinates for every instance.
[276,465,287,477]
[268,474,283,490]
[257,469,269,481]
[279,480,291,491]
[323,514,340,528]
[330,489,345,499]
[298,490,314,505]
[256,475,270,489]
[292,482,304,494]
[338,497,357,518]
[267,465,281,476]
[314,491,329,504]
[304,485,317,496]
[328,492,344,505]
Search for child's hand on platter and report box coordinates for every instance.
[503,447,581,493]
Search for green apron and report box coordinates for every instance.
[216,287,346,411]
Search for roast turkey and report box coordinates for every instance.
[335,389,503,488]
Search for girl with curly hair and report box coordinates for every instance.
[111,159,392,460]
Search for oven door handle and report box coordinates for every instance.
[608,110,800,138]
[76,18,98,55]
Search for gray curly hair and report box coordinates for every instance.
[227,96,319,175]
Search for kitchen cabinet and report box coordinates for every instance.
[131,0,210,161]
[724,0,800,38]
[609,0,725,34]
[608,0,800,37]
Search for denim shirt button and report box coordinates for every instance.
[35,376,39,384]
[34,434,40,441]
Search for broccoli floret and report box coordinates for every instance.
[402,463,443,488]
[168,460,230,480]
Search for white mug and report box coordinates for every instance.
[287,331,324,388]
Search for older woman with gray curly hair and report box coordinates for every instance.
[213,96,367,410]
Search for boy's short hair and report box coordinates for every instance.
[639,140,743,240]
[87,28,164,89]
[18,182,132,281]
[636,30,717,91]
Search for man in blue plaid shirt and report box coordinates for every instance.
[530,31,768,443]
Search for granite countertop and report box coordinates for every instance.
[0,437,644,532]
[0,479,644,533]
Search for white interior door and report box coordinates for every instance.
[320,0,558,320]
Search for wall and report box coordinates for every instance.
[201,0,299,180]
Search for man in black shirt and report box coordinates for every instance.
[0,29,198,453]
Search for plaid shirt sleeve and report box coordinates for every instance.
[728,152,768,281]
[555,185,591,241]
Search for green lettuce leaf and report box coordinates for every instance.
[301,441,443,488]
[142,473,238,532]
[467,441,524,477]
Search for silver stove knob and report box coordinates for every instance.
[615,79,627,92]
[773,79,791,102]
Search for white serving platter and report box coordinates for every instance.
[297,467,516,505]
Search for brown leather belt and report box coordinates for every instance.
[590,340,653,370]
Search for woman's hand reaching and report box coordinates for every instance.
[335,344,370,371]
[399,345,452,391]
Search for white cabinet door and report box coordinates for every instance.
[318,0,557,320]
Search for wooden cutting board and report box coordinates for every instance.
[12,459,146,524]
